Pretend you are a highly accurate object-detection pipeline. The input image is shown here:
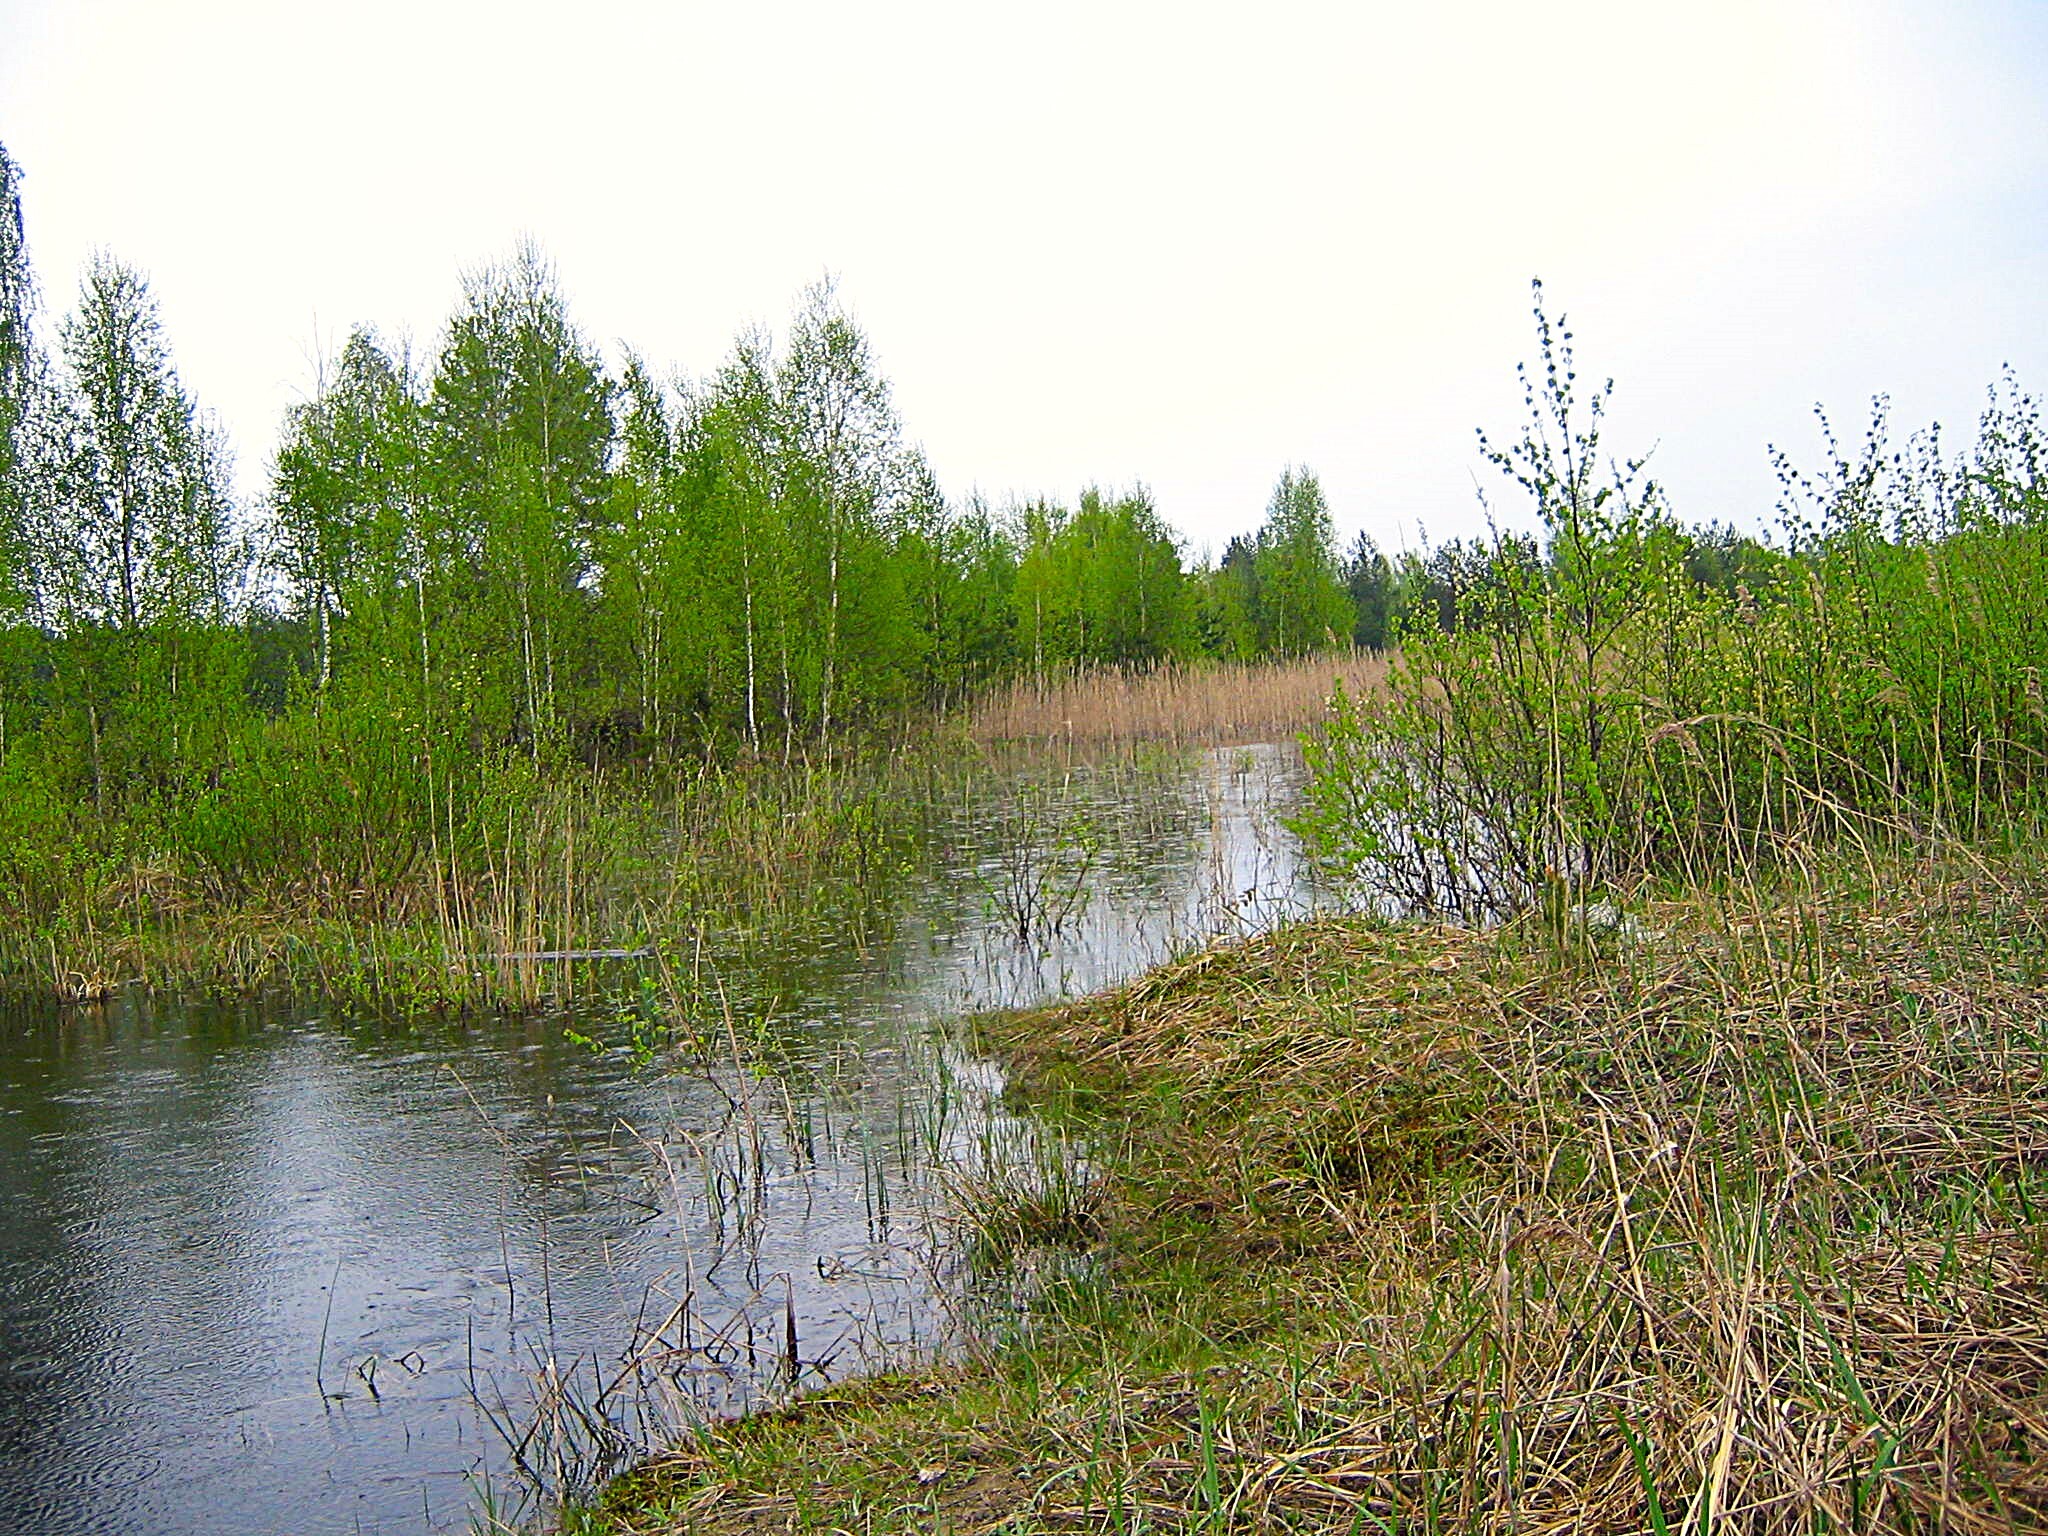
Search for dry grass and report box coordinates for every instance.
[966,653,1391,747]
[583,842,2048,1534]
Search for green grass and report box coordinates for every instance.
[566,839,2048,1534]
[0,741,938,1018]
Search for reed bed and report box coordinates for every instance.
[967,653,1391,747]
[0,751,931,1015]
[583,840,2048,1534]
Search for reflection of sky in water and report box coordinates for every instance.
[929,741,1322,1011]
[0,742,1319,1536]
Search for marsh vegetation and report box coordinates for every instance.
[2,128,2046,1536]
[0,140,1392,1017]
[578,295,2048,1535]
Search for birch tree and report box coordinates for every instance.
[1251,466,1350,655]
[0,142,43,759]
[38,255,242,800]
[428,243,612,751]
[777,281,899,741]
[271,327,422,695]
[695,336,788,753]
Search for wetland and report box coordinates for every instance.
[0,741,1320,1536]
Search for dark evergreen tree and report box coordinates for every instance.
[1343,531,1396,649]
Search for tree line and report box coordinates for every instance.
[0,147,1401,789]
[0,140,1791,819]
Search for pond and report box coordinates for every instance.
[0,742,1321,1536]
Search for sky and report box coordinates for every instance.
[1,0,2044,560]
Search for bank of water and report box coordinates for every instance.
[0,742,1321,1536]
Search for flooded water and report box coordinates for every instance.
[0,742,1320,1536]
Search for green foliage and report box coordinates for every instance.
[0,135,1381,849]
[0,143,35,635]
[1342,531,1396,649]
[1192,535,1262,660]
[1011,488,1193,674]
[0,144,42,766]
[16,126,2035,988]
[1249,466,1351,657]
[1195,475,1358,662]
[21,255,247,807]
[270,326,424,696]
[895,479,1018,708]
[1299,281,2048,918]
[427,242,615,751]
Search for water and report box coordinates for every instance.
[0,742,1320,1535]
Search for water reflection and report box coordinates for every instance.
[0,741,1320,1535]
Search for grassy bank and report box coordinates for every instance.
[571,837,2048,1534]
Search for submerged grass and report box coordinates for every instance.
[575,835,2048,1534]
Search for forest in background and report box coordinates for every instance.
[0,141,1784,775]
[0,140,1393,790]
[0,137,1858,973]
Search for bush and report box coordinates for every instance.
[1296,286,2048,918]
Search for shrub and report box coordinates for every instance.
[1296,286,2048,918]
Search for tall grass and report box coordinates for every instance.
[981,848,2048,1533]
[0,730,930,1013]
[969,652,1391,747]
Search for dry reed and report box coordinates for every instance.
[967,653,1391,747]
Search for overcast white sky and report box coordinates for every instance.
[1,0,2043,558]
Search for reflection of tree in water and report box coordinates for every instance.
[0,1007,161,1531]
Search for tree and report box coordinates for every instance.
[942,494,1019,692]
[0,141,44,760]
[1011,488,1191,672]
[895,472,1017,706]
[1251,466,1350,656]
[692,332,795,754]
[36,254,243,801]
[777,281,904,740]
[0,143,36,619]
[427,242,613,751]
[1343,531,1396,649]
[1201,535,1262,660]
[270,327,424,695]
[1473,279,1667,804]
[1680,520,1779,600]
[1072,487,1191,665]
[590,353,681,747]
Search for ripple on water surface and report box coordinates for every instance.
[0,742,1324,1535]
